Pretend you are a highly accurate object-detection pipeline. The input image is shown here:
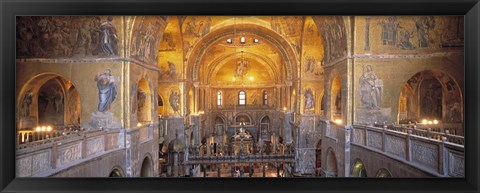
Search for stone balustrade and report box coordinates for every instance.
[15,128,123,177]
[351,125,464,177]
[186,154,295,164]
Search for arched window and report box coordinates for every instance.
[217,91,222,106]
[239,91,246,105]
[263,91,268,106]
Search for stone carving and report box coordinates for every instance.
[367,131,382,150]
[385,135,406,158]
[21,90,33,117]
[87,137,104,156]
[57,143,82,168]
[16,156,32,177]
[416,16,436,48]
[379,16,399,46]
[411,140,438,171]
[448,152,464,177]
[304,88,314,111]
[353,128,365,145]
[16,16,119,58]
[95,69,118,112]
[32,151,50,175]
[169,90,181,115]
[359,65,382,109]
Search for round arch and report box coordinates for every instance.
[185,24,299,82]
[325,147,338,177]
[375,168,392,177]
[398,70,463,128]
[140,154,154,177]
[17,73,81,131]
[351,159,367,177]
[108,166,125,177]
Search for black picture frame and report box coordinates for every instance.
[1,0,479,192]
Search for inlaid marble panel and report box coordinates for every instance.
[367,131,382,150]
[87,136,104,156]
[385,135,406,159]
[411,140,438,171]
[57,142,82,168]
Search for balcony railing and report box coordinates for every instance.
[351,125,464,177]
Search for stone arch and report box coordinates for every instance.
[325,147,338,177]
[398,70,463,130]
[351,159,367,177]
[140,154,154,177]
[205,52,279,85]
[234,112,253,125]
[108,166,125,177]
[186,23,298,82]
[17,73,80,131]
[375,168,392,177]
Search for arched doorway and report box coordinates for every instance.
[351,159,367,177]
[325,148,338,177]
[140,156,153,177]
[109,168,123,177]
[399,70,463,134]
[375,168,392,177]
[17,73,80,144]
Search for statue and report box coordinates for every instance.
[304,88,314,110]
[99,16,118,55]
[21,90,33,117]
[95,69,118,112]
[359,65,382,109]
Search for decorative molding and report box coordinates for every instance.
[16,57,160,71]
[350,51,463,60]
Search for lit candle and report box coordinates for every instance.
[41,126,46,131]
[35,126,41,132]
[47,126,52,132]
[428,121,433,125]
[422,119,427,124]
[433,120,438,124]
